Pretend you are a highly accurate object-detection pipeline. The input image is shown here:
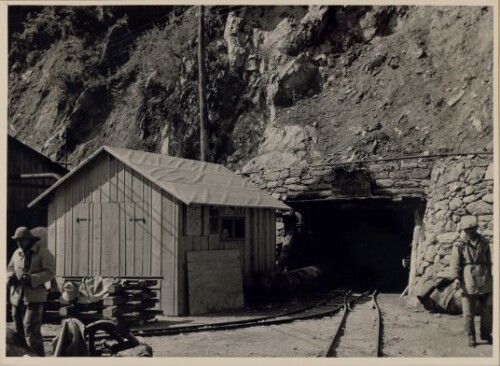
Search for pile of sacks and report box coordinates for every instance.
[51,276,120,304]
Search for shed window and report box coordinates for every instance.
[221,217,245,241]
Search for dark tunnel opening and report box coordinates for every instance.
[285,197,426,293]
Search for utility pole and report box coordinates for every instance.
[198,5,208,162]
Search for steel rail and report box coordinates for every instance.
[324,290,378,358]
[42,290,345,341]
[133,290,346,337]
[372,290,382,357]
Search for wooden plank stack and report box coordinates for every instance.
[53,279,162,326]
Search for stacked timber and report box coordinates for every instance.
[101,279,161,325]
[43,291,65,322]
[58,279,161,326]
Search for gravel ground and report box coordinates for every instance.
[138,294,493,357]
[35,293,493,358]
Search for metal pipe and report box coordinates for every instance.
[19,173,62,180]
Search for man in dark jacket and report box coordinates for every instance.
[450,216,493,347]
[7,227,55,356]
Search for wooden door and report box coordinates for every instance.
[72,203,90,276]
[124,202,148,276]
[101,203,121,276]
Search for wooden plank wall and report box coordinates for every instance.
[7,137,67,258]
[7,138,66,213]
[249,208,276,273]
[50,153,165,280]
[176,204,277,315]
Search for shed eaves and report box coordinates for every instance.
[28,146,291,210]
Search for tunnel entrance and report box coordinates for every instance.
[286,197,425,293]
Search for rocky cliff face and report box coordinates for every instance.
[8,6,493,169]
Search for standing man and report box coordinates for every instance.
[450,216,493,347]
[7,227,55,356]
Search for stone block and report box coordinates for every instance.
[434,200,449,211]
[433,254,441,264]
[463,195,477,204]
[375,179,394,188]
[271,192,281,200]
[443,163,464,184]
[482,194,493,203]
[302,177,318,185]
[275,187,287,193]
[465,167,486,184]
[448,182,466,192]
[289,168,304,177]
[466,201,492,215]
[265,171,281,181]
[434,209,448,221]
[478,215,493,222]
[400,160,419,168]
[417,261,431,276]
[464,185,474,196]
[311,169,331,177]
[389,170,407,179]
[367,164,385,173]
[287,184,308,192]
[484,163,493,180]
[373,171,390,179]
[267,181,279,189]
[435,270,450,279]
[448,197,462,211]
[408,169,431,179]
[279,170,290,179]
[472,158,491,167]
[436,232,459,244]
[424,246,437,263]
[284,177,301,185]
[418,161,431,168]
[394,180,421,188]
[382,162,400,171]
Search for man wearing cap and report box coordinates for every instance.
[7,227,55,356]
[450,216,493,347]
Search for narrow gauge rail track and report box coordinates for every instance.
[43,290,346,341]
[324,290,382,357]
[43,291,378,341]
[132,289,347,337]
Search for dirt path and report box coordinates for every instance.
[380,294,492,357]
[134,293,493,357]
[39,293,493,357]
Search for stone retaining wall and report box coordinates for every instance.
[244,158,434,201]
[241,154,494,307]
[410,155,494,299]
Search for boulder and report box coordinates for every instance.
[273,55,321,107]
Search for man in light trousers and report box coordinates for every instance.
[450,216,493,347]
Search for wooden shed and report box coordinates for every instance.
[7,135,68,260]
[29,146,290,315]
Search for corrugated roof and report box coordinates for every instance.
[28,146,291,210]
